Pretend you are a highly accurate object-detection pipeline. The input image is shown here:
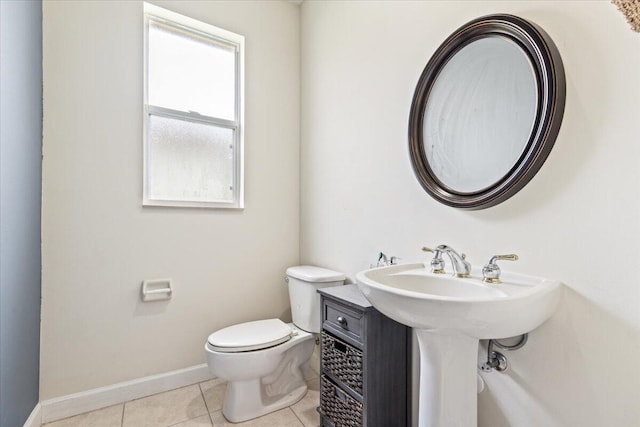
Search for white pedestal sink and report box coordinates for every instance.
[356,263,562,427]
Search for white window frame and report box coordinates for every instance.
[143,2,245,209]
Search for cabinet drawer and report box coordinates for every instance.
[320,375,363,427]
[321,332,363,395]
[324,301,364,341]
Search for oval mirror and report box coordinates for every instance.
[409,14,566,209]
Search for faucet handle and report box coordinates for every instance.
[483,254,519,284]
[421,246,445,274]
[489,254,518,263]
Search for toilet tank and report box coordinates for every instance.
[286,265,345,333]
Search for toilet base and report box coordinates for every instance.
[205,324,315,423]
[223,379,308,422]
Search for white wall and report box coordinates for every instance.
[301,1,640,426]
[41,0,300,399]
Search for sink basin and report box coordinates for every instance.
[356,262,562,427]
[356,262,562,339]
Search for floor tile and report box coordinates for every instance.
[291,378,320,427]
[210,408,303,426]
[122,384,208,427]
[42,404,123,427]
[43,375,317,427]
[169,414,213,427]
[200,378,227,413]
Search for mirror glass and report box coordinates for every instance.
[423,37,537,193]
[408,14,566,210]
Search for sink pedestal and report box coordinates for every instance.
[416,329,478,427]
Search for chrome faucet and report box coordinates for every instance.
[375,252,398,267]
[422,245,471,278]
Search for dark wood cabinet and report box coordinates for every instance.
[318,285,409,427]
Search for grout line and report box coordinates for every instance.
[120,402,125,427]
[198,381,216,426]
[199,381,211,413]
[290,406,306,427]
[165,414,210,427]
[164,385,210,427]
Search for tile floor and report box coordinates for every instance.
[42,374,320,427]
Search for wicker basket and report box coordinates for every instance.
[321,332,364,395]
[320,375,363,426]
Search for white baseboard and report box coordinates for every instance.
[23,403,42,427]
[40,364,214,424]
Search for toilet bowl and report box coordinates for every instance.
[204,266,345,423]
[206,320,314,422]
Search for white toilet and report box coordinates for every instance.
[204,265,345,423]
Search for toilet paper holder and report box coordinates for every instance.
[141,278,173,302]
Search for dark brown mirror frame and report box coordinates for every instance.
[408,14,566,210]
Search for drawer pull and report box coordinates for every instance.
[334,388,348,403]
[336,316,348,329]
[333,340,347,354]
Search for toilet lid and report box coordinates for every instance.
[207,319,292,353]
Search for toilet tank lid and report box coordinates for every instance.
[286,265,345,283]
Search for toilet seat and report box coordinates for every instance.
[207,319,292,353]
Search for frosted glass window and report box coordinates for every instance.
[147,116,234,202]
[143,3,244,208]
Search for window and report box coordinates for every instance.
[143,3,244,208]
